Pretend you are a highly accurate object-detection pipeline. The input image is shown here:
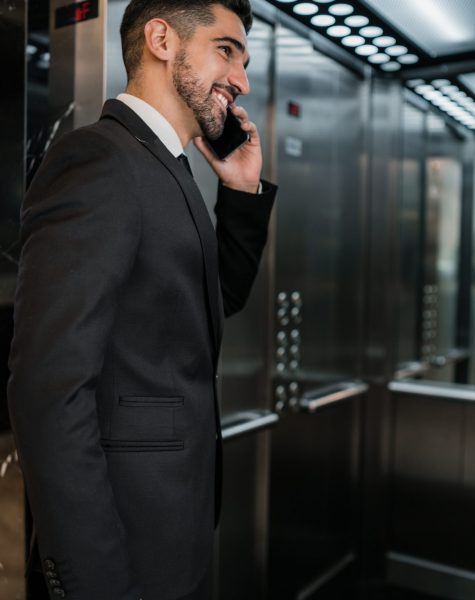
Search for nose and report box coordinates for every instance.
[229,62,250,97]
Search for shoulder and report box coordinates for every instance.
[23,121,141,228]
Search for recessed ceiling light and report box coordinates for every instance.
[355,44,378,56]
[345,15,369,27]
[415,85,434,94]
[276,0,296,3]
[360,26,383,38]
[398,54,419,64]
[327,25,351,37]
[341,35,365,47]
[386,45,408,57]
[425,90,443,99]
[381,62,401,72]
[293,2,319,15]
[329,3,354,16]
[368,53,390,64]
[431,79,451,88]
[407,79,426,87]
[441,85,459,94]
[374,36,396,48]
[311,14,335,26]
[313,0,333,2]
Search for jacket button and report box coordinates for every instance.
[46,571,58,579]
[44,559,56,570]
[50,579,61,586]
[52,588,65,597]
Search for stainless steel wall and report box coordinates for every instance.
[0,0,26,597]
[268,22,368,600]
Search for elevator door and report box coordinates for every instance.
[269,26,366,600]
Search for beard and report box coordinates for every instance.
[172,47,227,140]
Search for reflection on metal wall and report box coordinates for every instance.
[397,100,425,366]
[268,24,367,599]
[425,154,462,358]
[0,0,26,596]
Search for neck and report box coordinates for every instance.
[126,78,199,148]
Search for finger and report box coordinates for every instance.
[230,104,249,124]
[239,120,259,141]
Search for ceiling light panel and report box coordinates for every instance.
[362,0,475,57]
[293,3,319,15]
[409,76,475,131]
[271,0,423,74]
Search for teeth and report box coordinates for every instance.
[214,90,228,109]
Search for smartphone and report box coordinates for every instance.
[205,108,250,160]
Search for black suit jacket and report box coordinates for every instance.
[7,99,276,600]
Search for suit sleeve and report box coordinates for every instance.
[7,129,143,600]
[215,180,277,317]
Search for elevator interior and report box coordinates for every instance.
[1,0,475,598]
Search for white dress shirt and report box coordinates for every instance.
[117,92,262,193]
[117,93,184,158]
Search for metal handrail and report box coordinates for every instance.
[394,361,431,380]
[221,410,279,441]
[299,381,369,413]
[389,379,475,402]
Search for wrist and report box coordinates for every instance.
[221,180,261,194]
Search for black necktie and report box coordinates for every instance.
[178,154,193,177]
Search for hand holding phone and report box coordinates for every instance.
[194,104,262,194]
[204,108,250,160]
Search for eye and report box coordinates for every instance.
[219,45,232,58]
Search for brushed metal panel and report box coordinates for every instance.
[218,433,269,600]
[273,27,365,381]
[459,405,475,571]
[0,0,25,305]
[106,0,128,99]
[269,400,360,599]
[1,3,27,598]
[269,25,365,598]
[423,141,462,366]
[389,393,463,566]
[397,101,425,365]
[364,78,403,379]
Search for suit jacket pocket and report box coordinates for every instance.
[101,439,184,452]
[110,396,184,442]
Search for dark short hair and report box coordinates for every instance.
[120,0,253,81]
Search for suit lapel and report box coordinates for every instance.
[100,99,223,354]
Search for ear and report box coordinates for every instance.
[143,18,178,61]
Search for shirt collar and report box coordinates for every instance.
[117,93,184,158]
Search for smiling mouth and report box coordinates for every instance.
[211,87,233,111]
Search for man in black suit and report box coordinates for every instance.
[7,1,276,599]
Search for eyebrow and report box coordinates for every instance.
[212,36,251,69]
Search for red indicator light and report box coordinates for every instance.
[288,101,301,118]
[75,1,91,22]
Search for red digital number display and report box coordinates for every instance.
[55,0,99,29]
